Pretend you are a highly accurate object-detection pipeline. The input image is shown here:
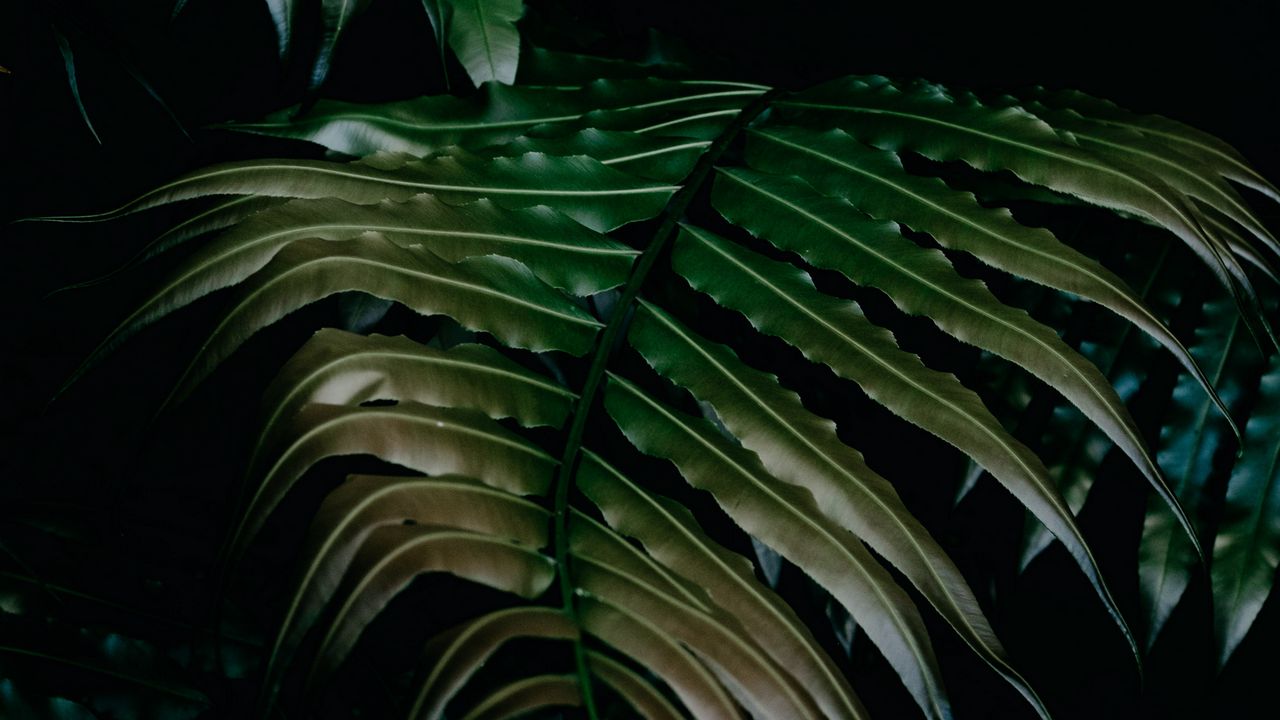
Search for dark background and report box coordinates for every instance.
[1,1,1276,718]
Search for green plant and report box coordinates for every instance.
[10,5,1280,719]
[255,0,524,92]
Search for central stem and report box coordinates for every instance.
[549,87,780,718]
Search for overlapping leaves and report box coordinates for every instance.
[25,54,1280,720]
[260,0,527,93]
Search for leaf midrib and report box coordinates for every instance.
[277,406,553,475]
[246,406,555,550]
[409,607,575,719]
[268,347,574,434]
[469,0,496,78]
[583,451,861,717]
[1219,411,1280,623]
[1175,317,1240,489]
[248,222,637,255]
[774,99,1219,249]
[757,128,1237,442]
[314,532,551,682]
[612,375,946,717]
[668,238,1045,645]
[602,140,711,165]
[154,195,262,244]
[1148,312,1243,597]
[210,251,604,354]
[755,129,1171,323]
[114,222,620,375]
[1096,116,1277,193]
[575,552,822,720]
[1073,130,1274,244]
[172,162,681,198]
[649,285,967,515]
[722,170,1151,483]
[634,109,739,135]
[236,89,764,132]
[270,479,547,677]
[43,162,680,223]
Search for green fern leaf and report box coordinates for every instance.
[745,125,1235,436]
[162,235,600,406]
[604,373,951,719]
[577,451,869,720]
[224,79,765,156]
[34,49,1280,719]
[1212,355,1280,667]
[712,166,1197,590]
[1142,296,1261,649]
[773,76,1275,349]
